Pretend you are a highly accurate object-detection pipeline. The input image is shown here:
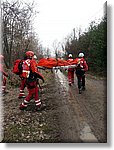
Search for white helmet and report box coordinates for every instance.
[68,54,73,57]
[78,52,84,58]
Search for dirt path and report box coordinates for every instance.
[2,70,107,143]
[53,70,106,142]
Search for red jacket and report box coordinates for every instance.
[19,59,44,81]
[76,58,88,71]
[67,58,75,71]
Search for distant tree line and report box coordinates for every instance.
[2,0,107,76]
[64,16,107,76]
[1,0,43,68]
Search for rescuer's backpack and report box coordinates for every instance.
[13,59,31,78]
[12,59,23,75]
[20,59,31,78]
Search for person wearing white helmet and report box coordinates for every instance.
[75,52,88,94]
[68,54,73,58]
[67,53,75,86]
[78,52,84,58]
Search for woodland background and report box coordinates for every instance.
[1,0,107,76]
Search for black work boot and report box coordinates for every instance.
[79,88,82,94]
[82,86,85,91]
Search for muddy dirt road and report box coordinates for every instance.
[2,70,107,143]
[53,70,106,142]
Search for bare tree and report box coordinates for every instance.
[52,40,62,58]
[2,0,39,68]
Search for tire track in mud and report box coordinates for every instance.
[54,70,106,142]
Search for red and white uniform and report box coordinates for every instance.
[18,58,39,98]
[75,57,88,92]
[76,57,88,71]
[20,58,44,109]
[18,78,26,98]
[67,58,75,84]
[18,59,30,98]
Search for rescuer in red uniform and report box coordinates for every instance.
[18,55,27,99]
[18,54,38,99]
[75,52,88,94]
[67,54,75,86]
[19,51,45,111]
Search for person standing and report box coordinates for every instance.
[67,54,75,86]
[18,55,27,99]
[18,54,38,99]
[75,52,88,94]
[19,51,45,111]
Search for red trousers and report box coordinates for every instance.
[20,78,26,91]
[26,86,39,102]
[18,78,26,98]
[20,82,41,109]
[68,69,74,83]
[24,81,41,107]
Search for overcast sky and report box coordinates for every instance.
[32,0,106,50]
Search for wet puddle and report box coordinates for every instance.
[80,122,98,142]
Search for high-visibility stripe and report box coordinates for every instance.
[36,102,41,106]
[2,86,6,88]
[20,90,24,92]
[22,70,30,78]
[35,99,41,103]
[19,93,25,94]
[24,99,29,104]
[22,70,30,73]
[35,99,41,106]
[21,102,27,107]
